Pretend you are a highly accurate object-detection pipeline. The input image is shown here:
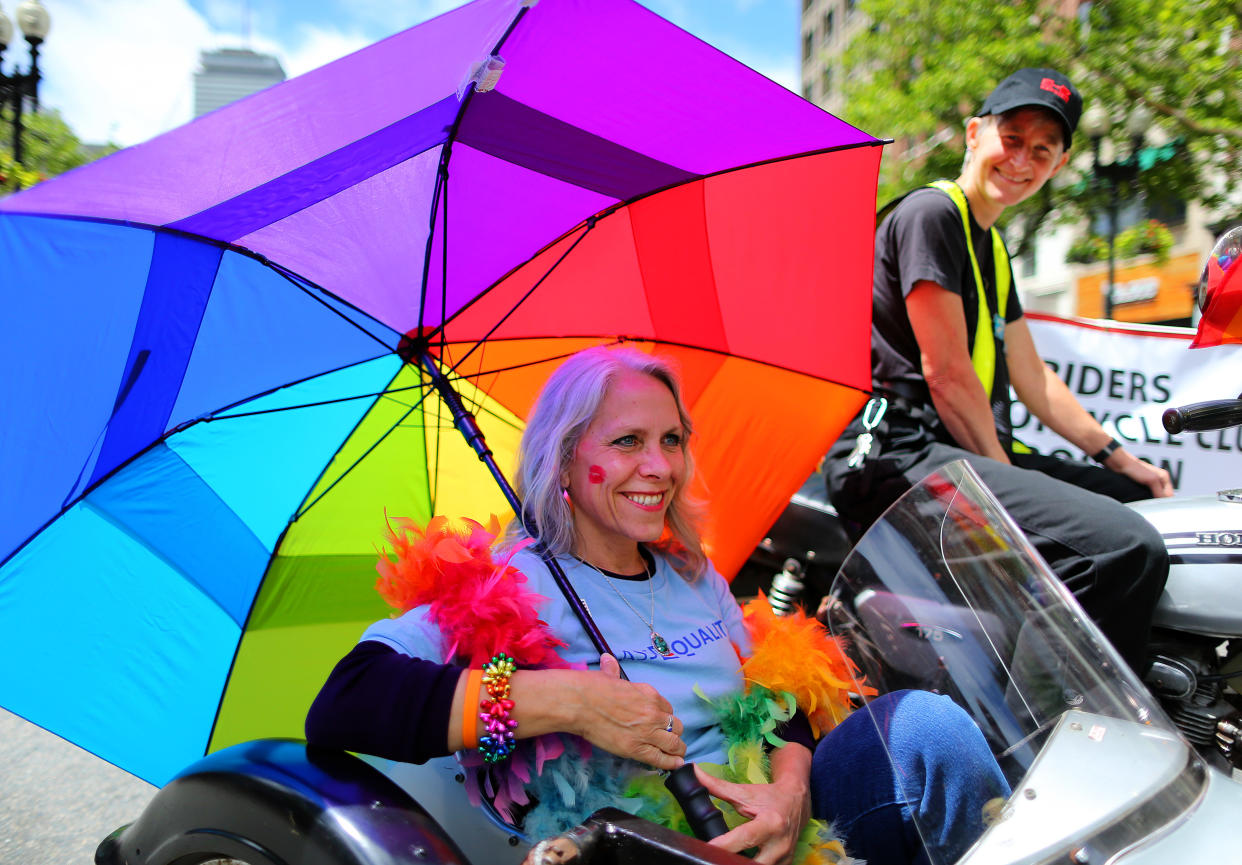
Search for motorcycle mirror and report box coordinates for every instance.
[1197,225,1242,314]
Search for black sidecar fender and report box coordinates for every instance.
[95,738,471,865]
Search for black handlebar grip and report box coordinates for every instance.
[1162,399,1242,434]
[664,763,729,840]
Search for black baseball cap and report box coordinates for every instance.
[979,68,1082,148]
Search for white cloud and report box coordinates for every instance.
[273,0,471,77]
[38,0,213,147]
[277,22,374,78]
[30,0,799,148]
[200,0,248,34]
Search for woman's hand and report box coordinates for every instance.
[694,745,812,865]
[510,654,686,770]
[574,653,686,769]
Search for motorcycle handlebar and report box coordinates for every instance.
[1162,398,1242,434]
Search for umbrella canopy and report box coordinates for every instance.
[0,0,882,786]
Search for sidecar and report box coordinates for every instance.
[93,740,746,865]
[96,463,1242,865]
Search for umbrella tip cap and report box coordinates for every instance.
[397,330,432,364]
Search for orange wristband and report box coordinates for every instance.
[460,668,482,749]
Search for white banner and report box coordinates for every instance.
[1017,313,1242,496]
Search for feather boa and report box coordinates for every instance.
[375,517,869,863]
[375,514,569,668]
[740,592,877,736]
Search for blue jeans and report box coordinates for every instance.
[810,690,1010,865]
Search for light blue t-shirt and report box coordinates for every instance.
[362,549,751,765]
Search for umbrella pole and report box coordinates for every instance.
[415,350,623,670]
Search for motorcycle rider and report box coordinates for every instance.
[825,68,1172,672]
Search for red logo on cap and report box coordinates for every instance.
[1040,78,1071,103]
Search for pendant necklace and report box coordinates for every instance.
[578,554,674,658]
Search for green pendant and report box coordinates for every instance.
[652,632,672,657]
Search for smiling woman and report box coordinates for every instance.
[306,345,1011,865]
[958,107,1069,229]
[517,349,699,578]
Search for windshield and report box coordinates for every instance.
[822,460,1205,864]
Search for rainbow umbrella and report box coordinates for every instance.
[0,0,882,787]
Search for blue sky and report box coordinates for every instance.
[30,0,800,147]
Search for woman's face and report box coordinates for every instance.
[561,369,687,564]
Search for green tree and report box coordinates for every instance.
[0,108,116,192]
[838,0,1241,238]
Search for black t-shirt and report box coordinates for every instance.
[871,186,1024,443]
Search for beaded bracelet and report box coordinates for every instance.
[460,668,482,750]
[478,652,518,763]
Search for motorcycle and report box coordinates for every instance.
[95,456,1242,865]
[1127,404,1242,774]
[1128,224,1242,775]
[764,226,1242,779]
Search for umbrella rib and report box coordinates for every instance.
[430,158,451,513]
[197,363,413,757]
[451,385,523,435]
[0,211,403,354]
[438,342,622,382]
[0,354,413,572]
[266,261,400,352]
[294,385,434,521]
[442,220,595,378]
[205,352,397,419]
[431,137,889,336]
[208,380,429,421]
[452,334,873,395]
[417,159,449,331]
[414,0,530,336]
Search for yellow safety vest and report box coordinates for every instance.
[926,181,1011,399]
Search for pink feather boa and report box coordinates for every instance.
[375,514,586,819]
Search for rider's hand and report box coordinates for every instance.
[553,654,686,770]
[694,755,811,865]
[1109,449,1174,498]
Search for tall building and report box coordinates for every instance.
[799,0,865,115]
[193,48,286,117]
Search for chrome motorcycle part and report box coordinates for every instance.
[767,558,806,616]
[1216,713,1242,769]
[1145,655,1197,700]
[1128,495,1242,637]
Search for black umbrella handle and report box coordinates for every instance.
[665,764,730,840]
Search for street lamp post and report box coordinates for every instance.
[1081,102,1152,320]
[0,0,51,177]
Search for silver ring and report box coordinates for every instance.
[665,715,674,733]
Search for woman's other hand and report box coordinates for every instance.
[510,654,686,770]
[575,653,686,770]
[694,744,812,865]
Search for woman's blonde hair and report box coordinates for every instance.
[504,345,707,579]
